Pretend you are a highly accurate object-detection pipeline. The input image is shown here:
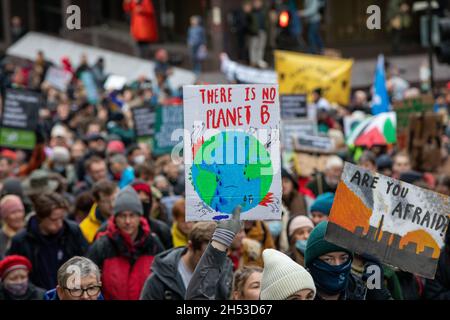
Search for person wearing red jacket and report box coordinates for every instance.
[87,186,164,300]
[123,0,159,58]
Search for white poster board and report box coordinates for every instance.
[183,84,282,221]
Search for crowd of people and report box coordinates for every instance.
[0,7,450,300]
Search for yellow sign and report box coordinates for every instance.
[274,50,353,106]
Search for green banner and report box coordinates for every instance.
[0,128,36,149]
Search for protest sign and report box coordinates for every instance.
[394,95,434,150]
[293,153,332,177]
[326,162,450,279]
[220,54,277,84]
[275,50,353,106]
[280,94,307,119]
[0,89,41,149]
[183,84,282,221]
[281,119,317,152]
[132,106,156,138]
[153,104,184,156]
[407,113,443,172]
[44,66,73,92]
[104,75,128,91]
[294,133,335,153]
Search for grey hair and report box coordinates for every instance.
[57,256,101,287]
[110,153,128,165]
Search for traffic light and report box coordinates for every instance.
[436,18,450,64]
[279,10,290,28]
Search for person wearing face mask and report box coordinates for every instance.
[0,255,45,300]
[287,215,314,267]
[130,180,172,250]
[305,221,367,300]
[127,145,147,167]
[306,156,343,197]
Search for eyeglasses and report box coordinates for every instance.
[63,285,101,298]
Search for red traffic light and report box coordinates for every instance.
[279,11,289,28]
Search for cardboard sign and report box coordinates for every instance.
[280,94,307,119]
[326,162,450,279]
[294,134,335,153]
[0,89,41,149]
[44,66,72,92]
[153,104,184,156]
[281,119,317,152]
[293,152,332,177]
[394,95,434,150]
[132,106,156,138]
[183,84,282,221]
[407,113,443,172]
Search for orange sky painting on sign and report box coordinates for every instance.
[329,181,372,235]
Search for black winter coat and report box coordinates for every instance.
[6,216,88,290]
[424,248,450,300]
[0,282,46,300]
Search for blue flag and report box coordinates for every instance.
[371,54,390,115]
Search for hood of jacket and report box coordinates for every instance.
[151,246,187,297]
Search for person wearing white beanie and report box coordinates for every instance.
[260,249,316,300]
[186,207,316,301]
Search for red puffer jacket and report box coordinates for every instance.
[87,216,164,300]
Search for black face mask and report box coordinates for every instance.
[142,201,152,216]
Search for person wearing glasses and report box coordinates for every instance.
[44,256,103,300]
[87,186,164,300]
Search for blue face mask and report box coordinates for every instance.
[295,239,308,254]
[308,258,352,295]
[268,221,282,237]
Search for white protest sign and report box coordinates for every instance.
[44,66,72,92]
[183,84,282,221]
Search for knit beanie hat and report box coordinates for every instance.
[304,221,352,268]
[0,255,32,280]
[288,215,314,238]
[260,249,316,300]
[113,186,143,216]
[107,140,125,155]
[131,180,152,199]
[0,195,25,220]
[310,192,335,216]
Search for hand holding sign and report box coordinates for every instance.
[211,206,243,251]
